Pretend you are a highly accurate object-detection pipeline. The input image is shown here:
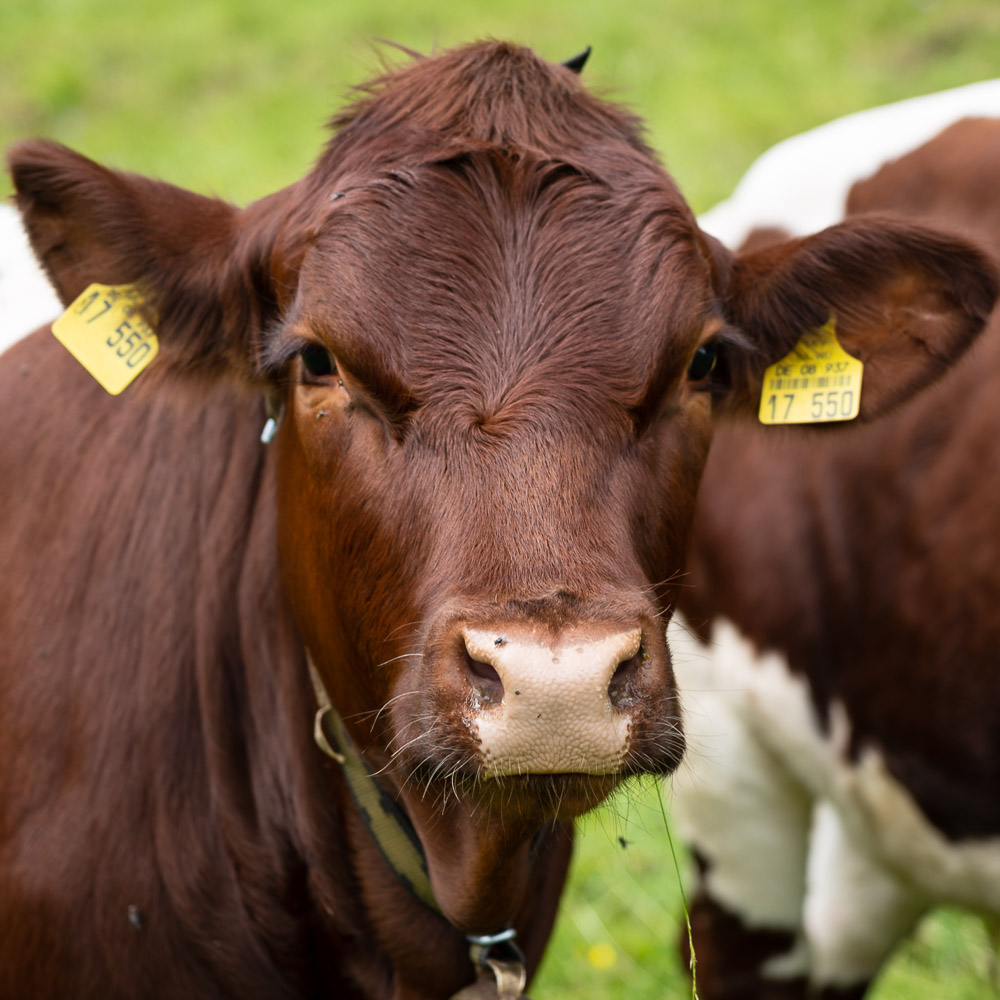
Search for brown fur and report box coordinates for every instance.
[3,45,997,998]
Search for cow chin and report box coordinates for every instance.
[392,731,684,932]
[480,773,623,822]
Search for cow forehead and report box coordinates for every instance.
[288,150,715,408]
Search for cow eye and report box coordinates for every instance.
[300,344,337,378]
[687,342,718,382]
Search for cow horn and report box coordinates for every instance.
[561,46,592,74]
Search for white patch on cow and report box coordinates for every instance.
[697,78,1000,249]
[0,204,61,356]
[804,800,926,988]
[840,747,1000,913]
[669,613,1000,988]
[669,617,812,934]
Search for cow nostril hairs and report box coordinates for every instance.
[462,648,504,704]
[608,646,644,708]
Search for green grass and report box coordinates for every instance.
[3,0,1000,210]
[536,782,1000,999]
[4,3,999,996]
[877,909,998,1000]
[536,782,694,999]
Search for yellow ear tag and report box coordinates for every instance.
[52,283,159,395]
[758,316,863,425]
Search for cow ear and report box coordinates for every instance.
[9,139,288,381]
[716,216,999,419]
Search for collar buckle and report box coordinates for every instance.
[464,930,528,999]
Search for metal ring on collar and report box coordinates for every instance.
[466,928,518,947]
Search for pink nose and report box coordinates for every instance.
[461,625,644,776]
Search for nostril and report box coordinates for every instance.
[463,647,504,704]
[608,645,645,708]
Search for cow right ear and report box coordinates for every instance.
[9,139,293,382]
[712,216,999,421]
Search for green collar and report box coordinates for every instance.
[308,655,440,913]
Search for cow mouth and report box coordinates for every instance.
[397,759,621,821]
[382,670,685,822]
[397,741,683,823]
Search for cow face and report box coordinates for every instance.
[11,41,997,930]
[272,149,716,821]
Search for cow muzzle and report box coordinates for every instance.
[460,624,645,776]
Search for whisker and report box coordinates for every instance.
[342,689,423,728]
[380,621,424,643]
[375,652,424,669]
[369,689,422,730]
[370,726,440,775]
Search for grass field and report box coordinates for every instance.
[536,783,1000,999]
[4,0,1000,211]
[3,1,1000,996]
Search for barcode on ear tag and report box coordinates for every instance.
[758,316,863,425]
[52,283,158,395]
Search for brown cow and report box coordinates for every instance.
[673,116,1000,999]
[1,43,996,999]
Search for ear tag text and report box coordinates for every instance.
[758,316,863,425]
[52,283,158,395]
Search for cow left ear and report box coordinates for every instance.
[9,139,290,381]
[714,215,999,419]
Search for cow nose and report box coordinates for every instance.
[461,625,643,776]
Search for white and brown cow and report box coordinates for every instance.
[674,92,1000,999]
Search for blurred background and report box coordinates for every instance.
[4,1,999,996]
[4,0,1000,213]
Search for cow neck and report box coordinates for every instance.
[305,652,529,999]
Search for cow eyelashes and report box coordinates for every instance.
[300,344,338,379]
[687,342,718,382]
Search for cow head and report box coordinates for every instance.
[10,42,997,931]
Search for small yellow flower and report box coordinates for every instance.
[587,943,617,970]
